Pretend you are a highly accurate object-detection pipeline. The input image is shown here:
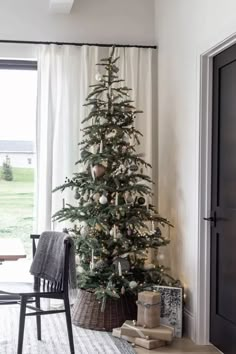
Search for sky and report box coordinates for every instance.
[0,69,37,141]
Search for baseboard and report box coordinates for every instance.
[184,308,195,341]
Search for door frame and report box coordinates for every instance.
[197,32,236,345]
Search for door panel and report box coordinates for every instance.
[210,44,236,354]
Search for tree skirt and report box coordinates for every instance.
[0,307,135,354]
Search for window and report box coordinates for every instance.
[0,60,37,258]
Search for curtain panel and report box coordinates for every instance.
[35,44,157,233]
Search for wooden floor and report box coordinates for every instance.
[134,338,221,354]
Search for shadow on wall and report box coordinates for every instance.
[158,109,191,309]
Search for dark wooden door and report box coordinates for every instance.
[210,43,236,353]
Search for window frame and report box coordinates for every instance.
[0,59,37,71]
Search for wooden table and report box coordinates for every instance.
[0,238,26,262]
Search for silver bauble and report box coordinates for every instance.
[95,72,102,81]
[129,281,138,289]
[99,195,108,205]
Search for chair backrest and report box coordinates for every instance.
[30,234,71,294]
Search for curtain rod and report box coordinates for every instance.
[0,39,157,49]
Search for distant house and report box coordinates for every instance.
[0,140,35,168]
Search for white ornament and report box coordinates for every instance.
[157,253,165,261]
[77,266,84,274]
[99,195,108,205]
[80,224,89,237]
[75,255,80,265]
[95,73,102,81]
[110,228,114,236]
[129,281,138,289]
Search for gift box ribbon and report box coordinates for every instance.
[136,300,160,309]
[123,322,146,338]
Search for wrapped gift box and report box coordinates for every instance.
[120,320,174,342]
[153,285,183,338]
[112,328,166,349]
[137,291,161,328]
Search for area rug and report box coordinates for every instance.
[0,307,135,354]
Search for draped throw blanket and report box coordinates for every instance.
[30,231,77,290]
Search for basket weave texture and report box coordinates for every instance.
[72,288,137,331]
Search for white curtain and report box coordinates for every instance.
[35,44,157,233]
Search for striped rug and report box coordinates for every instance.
[0,307,135,354]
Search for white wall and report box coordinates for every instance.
[0,0,155,45]
[155,0,236,342]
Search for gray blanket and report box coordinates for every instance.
[30,231,77,289]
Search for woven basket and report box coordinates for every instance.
[72,288,137,331]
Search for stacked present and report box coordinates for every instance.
[112,291,174,350]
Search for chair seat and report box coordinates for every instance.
[0,282,63,296]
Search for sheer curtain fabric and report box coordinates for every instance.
[35,45,157,232]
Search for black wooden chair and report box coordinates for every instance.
[0,234,75,354]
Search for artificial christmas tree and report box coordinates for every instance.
[53,47,178,330]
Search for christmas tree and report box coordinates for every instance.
[53,47,178,304]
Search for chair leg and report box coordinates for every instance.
[35,297,41,340]
[17,296,27,354]
[64,296,75,354]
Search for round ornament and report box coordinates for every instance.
[94,260,107,270]
[129,165,139,172]
[95,72,102,81]
[129,281,138,289]
[138,196,145,205]
[157,253,165,261]
[77,266,85,274]
[99,195,108,205]
[74,189,80,200]
[93,164,106,177]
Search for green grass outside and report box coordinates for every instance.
[0,167,34,257]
